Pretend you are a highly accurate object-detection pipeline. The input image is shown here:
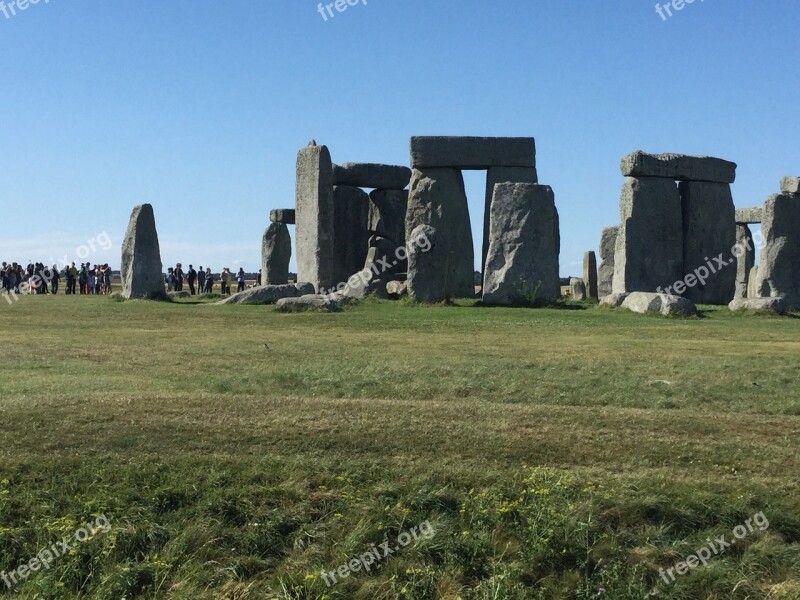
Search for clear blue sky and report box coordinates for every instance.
[1,0,798,276]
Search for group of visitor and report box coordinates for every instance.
[1,262,112,295]
[164,264,248,295]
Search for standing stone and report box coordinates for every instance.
[333,185,370,285]
[598,226,618,297]
[368,188,407,245]
[121,204,164,299]
[482,166,538,283]
[734,224,755,300]
[262,222,291,285]
[363,235,405,280]
[583,251,598,300]
[747,266,760,299]
[407,225,447,302]
[570,278,587,301]
[406,168,474,298]
[295,143,335,292]
[482,183,561,306]
[613,177,683,294]
[754,193,800,308]
[679,181,736,304]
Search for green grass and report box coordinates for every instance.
[0,294,799,599]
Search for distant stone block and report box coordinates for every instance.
[781,177,800,194]
[735,207,762,224]
[332,163,411,190]
[270,209,296,224]
[410,136,536,169]
[620,151,737,183]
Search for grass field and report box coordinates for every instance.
[1,294,799,599]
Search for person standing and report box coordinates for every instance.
[204,268,213,293]
[197,266,205,295]
[221,268,231,295]
[236,268,246,293]
[67,262,78,295]
[174,263,184,292]
[187,264,197,295]
[50,265,60,294]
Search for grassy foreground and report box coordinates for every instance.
[0,294,799,599]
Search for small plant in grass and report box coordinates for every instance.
[511,278,542,307]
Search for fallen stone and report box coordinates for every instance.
[295,144,335,291]
[262,222,291,285]
[754,193,800,306]
[332,163,411,190]
[600,293,628,308]
[269,209,296,224]
[333,185,371,285]
[218,283,314,305]
[368,188,407,244]
[406,168,474,298]
[734,225,755,300]
[386,280,407,298]
[728,297,789,314]
[612,177,683,294]
[583,251,598,300]
[679,181,736,304]
[621,292,698,316]
[410,136,536,169]
[407,224,447,302]
[735,207,762,224]
[275,293,346,313]
[121,204,165,300]
[597,226,618,297]
[620,151,736,184]
[570,277,587,301]
[482,183,561,306]
[781,177,800,194]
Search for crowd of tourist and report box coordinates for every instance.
[1,261,257,297]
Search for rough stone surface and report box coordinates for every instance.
[781,177,800,194]
[332,163,411,190]
[620,151,737,184]
[734,225,755,300]
[570,278,586,301]
[583,251,598,300]
[386,280,407,298]
[275,294,346,313]
[407,224,447,303]
[270,209,296,224]
[735,207,762,224]
[621,292,698,316]
[363,235,405,279]
[333,185,371,285]
[754,193,800,307]
[482,183,561,306]
[612,177,683,294]
[597,226,618,297]
[121,204,165,300]
[747,266,760,299]
[262,222,291,285]
[410,136,536,169]
[728,297,789,314]
[600,293,628,308]
[482,167,538,280]
[296,144,335,292]
[368,189,407,244]
[218,283,314,305]
[679,181,736,304]
[406,168,474,298]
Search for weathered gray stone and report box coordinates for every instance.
[406,168,474,298]
[295,144,335,292]
[269,209,296,224]
[583,251,598,300]
[262,222,291,285]
[386,280,407,298]
[735,207,762,224]
[363,235,405,279]
[679,181,736,304]
[121,204,165,300]
[781,177,800,194]
[728,297,789,314]
[620,151,736,184]
[621,292,698,316]
[407,225,447,303]
[368,189,407,244]
[482,167,538,280]
[332,163,411,190]
[600,293,628,308]
[333,185,371,285]
[410,136,536,169]
[747,266,760,299]
[218,283,314,305]
[598,226,618,297]
[482,183,561,306]
[754,193,800,307]
[734,225,755,300]
[612,177,683,294]
[570,278,586,301]
[275,293,345,313]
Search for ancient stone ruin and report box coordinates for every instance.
[120,203,165,300]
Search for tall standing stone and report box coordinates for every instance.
[262,222,291,285]
[295,143,335,292]
[613,177,683,294]
[482,183,560,306]
[406,168,474,298]
[333,185,370,284]
[679,181,736,304]
[747,266,760,299]
[597,226,618,297]
[583,251,598,300]
[734,224,755,300]
[407,225,447,302]
[754,193,800,307]
[121,204,164,300]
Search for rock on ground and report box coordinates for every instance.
[621,292,697,316]
[218,283,314,305]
